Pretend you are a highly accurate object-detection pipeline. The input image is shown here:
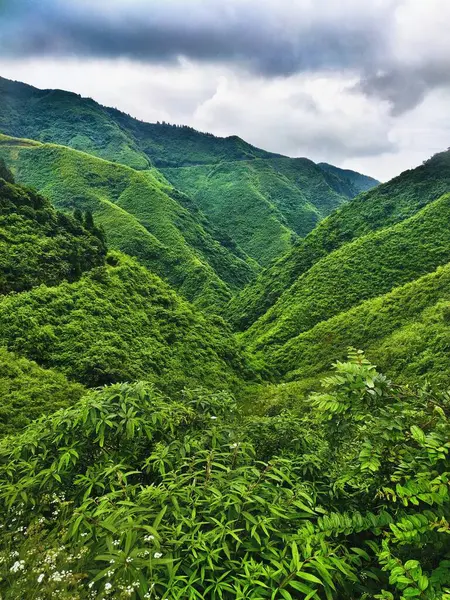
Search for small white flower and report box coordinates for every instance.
[105,582,112,592]
[37,573,45,583]
[144,534,154,542]
[230,443,239,449]
[210,416,218,420]
[10,560,25,573]
[153,552,162,559]
[125,557,133,563]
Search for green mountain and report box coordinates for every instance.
[270,262,450,387]
[243,191,450,353]
[1,77,450,600]
[0,76,378,266]
[162,157,375,265]
[0,135,256,310]
[229,148,450,328]
[0,174,253,433]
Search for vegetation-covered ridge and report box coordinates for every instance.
[0,353,449,599]
[229,148,450,329]
[0,134,257,310]
[162,157,376,265]
[243,191,450,353]
[0,76,378,266]
[269,261,450,387]
[0,75,280,169]
[0,251,252,392]
[0,161,106,294]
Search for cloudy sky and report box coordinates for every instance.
[1,0,449,181]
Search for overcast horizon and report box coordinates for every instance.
[1,0,450,181]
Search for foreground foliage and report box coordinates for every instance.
[0,352,449,599]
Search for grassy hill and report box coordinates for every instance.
[243,192,450,354]
[0,251,251,391]
[163,157,372,265]
[0,135,256,310]
[0,76,378,266]
[268,262,450,387]
[0,165,106,294]
[229,149,450,328]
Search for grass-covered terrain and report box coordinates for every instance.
[0,135,256,310]
[1,77,450,600]
[163,157,372,265]
[243,192,450,352]
[268,262,450,386]
[229,149,450,328]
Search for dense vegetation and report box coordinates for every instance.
[0,250,250,391]
[229,149,450,329]
[0,135,256,311]
[1,77,450,599]
[243,192,450,352]
[0,164,106,294]
[269,262,450,387]
[163,157,370,265]
[1,353,449,599]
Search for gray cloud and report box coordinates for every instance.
[1,0,450,121]
[0,0,391,75]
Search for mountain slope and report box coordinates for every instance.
[269,262,450,387]
[0,76,378,266]
[229,149,450,328]
[0,174,254,432]
[0,167,106,294]
[163,157,372,265]
[0,251,250,391]
[0,76,280,169]
[0,347,84,437]
[243,192,450,352]
[0,135,256,310]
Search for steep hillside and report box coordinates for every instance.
[269,262,450,387]
[318,162,380,194]
[0,166,106,294]
[0,135,256,310]
[0,251,250,391]
[229,149,450,328]
[243,192,450,352]
[0,76,279,169]
[0,77,378,266]
[163,157,371,265]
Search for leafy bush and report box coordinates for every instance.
[0,353,449,599]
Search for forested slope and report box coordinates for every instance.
[243,192,450,352]
[0,135,256,310]
[229,149,450,328]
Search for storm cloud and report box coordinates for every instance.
[0,0,449,180]
[0,0,391,74]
